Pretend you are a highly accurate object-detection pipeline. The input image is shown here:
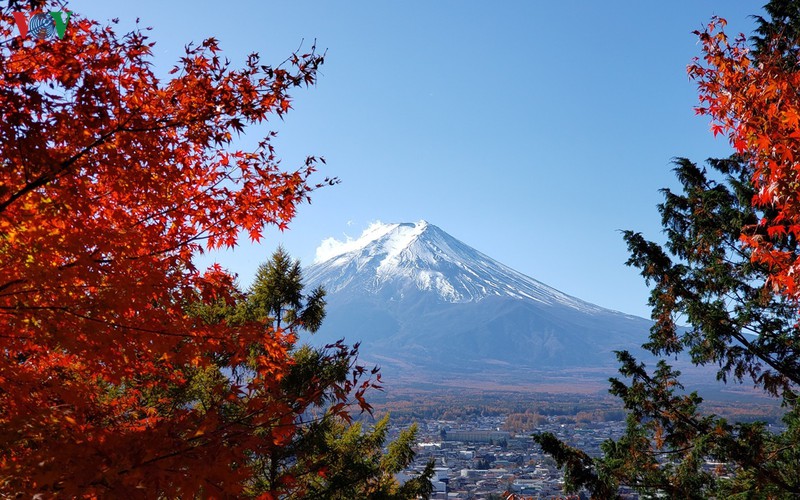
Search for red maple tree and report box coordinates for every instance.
[690,17,800,299]
[0,3,368,497]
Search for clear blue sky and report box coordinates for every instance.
[78,1,761,319]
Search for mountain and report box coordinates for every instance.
[302,221,655,391]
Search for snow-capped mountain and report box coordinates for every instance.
[306,221,611,313]
[303,221,653,390]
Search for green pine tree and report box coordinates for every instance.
[535,2,800,492]
[536,160,800,498]
[239,246,326,333]
[194,247,433,498]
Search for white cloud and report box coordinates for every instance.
[314,220,395,263]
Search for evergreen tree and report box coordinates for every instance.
[535,157,800,498]
[535,2,800,494]
[196,248,434,498]
[298,415,435,499]
[241,246,326,333]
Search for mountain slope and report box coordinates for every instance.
[306,221,613,312]
[303,221,653,390]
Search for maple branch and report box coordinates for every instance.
[126,162,236,229]
[0,250,118,297]
[53,306,210,339]
[0,277,26,295]
[0,128,119,215]
[0,104,223,217]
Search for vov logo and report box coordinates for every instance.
[12,11,71,40]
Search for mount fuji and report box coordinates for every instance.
[302,221,654,391]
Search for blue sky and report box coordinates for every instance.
[78,1,760,319]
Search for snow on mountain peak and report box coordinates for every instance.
[307,221,611,315]
[313,220,428,264]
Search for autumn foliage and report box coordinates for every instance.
[0,2,376,497]
[690,14,800,299]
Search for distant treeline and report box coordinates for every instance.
[361,388,784,428]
